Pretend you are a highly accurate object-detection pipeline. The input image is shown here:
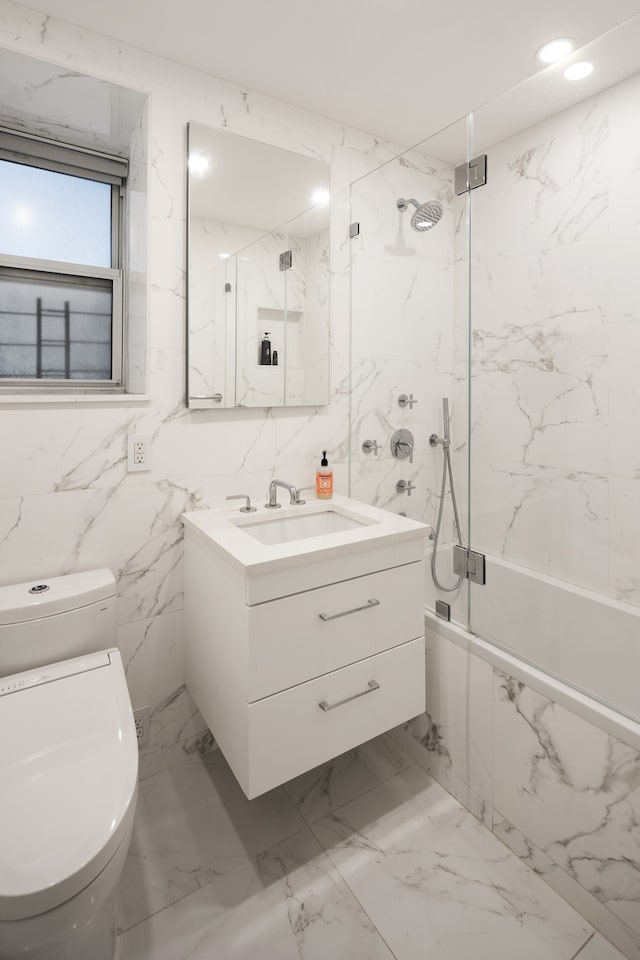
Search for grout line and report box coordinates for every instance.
[307,817,399,960]
[570,932,595,960]
[290,755,420,828]
[117,881,210,937]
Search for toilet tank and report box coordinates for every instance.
[0,570,117,678]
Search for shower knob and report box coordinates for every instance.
[396,479,415,496]
[362,439,380,455]
[390,428,414,463]
[398,393,418,409]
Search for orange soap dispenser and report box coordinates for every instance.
[316,450,333,499]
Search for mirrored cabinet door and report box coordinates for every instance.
[186,122,330,409]
[187,214,235,407]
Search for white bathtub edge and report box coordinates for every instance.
[425,610,640,754]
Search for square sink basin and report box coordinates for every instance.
[237,510,367,546]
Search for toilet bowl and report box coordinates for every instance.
[0,571,138,959]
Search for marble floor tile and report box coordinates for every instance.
[283,733,414,823]
[117,827,394,960]
[574,933,629,960]
[311,766,594,960]
[118,748,305,931]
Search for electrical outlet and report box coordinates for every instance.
[127,434,151,472]
[133,706,150,748]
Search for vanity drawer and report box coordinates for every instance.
[246,561,423,701]
[246,637,424,797]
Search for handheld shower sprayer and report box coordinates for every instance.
[430,398,463,593]
[442,397,451,440]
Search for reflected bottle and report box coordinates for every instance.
[259,332,271,365]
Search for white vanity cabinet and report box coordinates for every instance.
[183,496,427,799]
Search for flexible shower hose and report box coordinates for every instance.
[431,438,463,592]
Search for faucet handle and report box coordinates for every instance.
[390,428,414,464]
[293,485,316,505]
[226,494,257,513]
[362,439,380,455]
[396,479,415,497]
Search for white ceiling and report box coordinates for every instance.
[15,0,640,145]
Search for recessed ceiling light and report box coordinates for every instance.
[311,189,330,205]
[188,153,209,174]
[564,61,594,81]
[537,37,574,64]
[219,252,230,259]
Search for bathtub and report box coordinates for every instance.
[426,548,640,736]
[394,554,640,959]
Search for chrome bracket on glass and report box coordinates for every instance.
[453,544,486,585]
[318,598,380,621]
[349,221,360,238]
[319,680,380,712]
[435,600,451,621]
[455,154,487,195]
[279,249,293,271]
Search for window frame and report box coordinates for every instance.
[0,130,128,394]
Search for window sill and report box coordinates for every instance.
[0,393,151,406]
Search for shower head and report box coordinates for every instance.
[396,197,443,232]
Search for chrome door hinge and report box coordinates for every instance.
[453,544,486,585]
[279,250,293,271]
[454,154,487,195]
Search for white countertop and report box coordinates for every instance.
[182,495,429,575]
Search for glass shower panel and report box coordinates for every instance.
[235,229,285,407]
[283,206,330,406]
[349,116,471,627]
[467,20,640,720]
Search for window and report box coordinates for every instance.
[0,131,127,392]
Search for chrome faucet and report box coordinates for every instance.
[265,478,300,509]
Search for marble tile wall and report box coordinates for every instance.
[470,71,640,609]
[392,619,640,960]
[0,0,405,755]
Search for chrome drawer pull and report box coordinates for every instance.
[319,680,380,712]
[318,598,380,622]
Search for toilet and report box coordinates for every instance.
[0,570,138,960]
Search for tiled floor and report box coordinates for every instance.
[116,735,627,960]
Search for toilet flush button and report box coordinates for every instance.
[28,583,50,594]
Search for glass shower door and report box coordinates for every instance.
[466,27,640,722]
[349,117,472,627]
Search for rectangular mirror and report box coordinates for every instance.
[187,123,330,408]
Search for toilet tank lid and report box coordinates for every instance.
[0,569,116,625]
